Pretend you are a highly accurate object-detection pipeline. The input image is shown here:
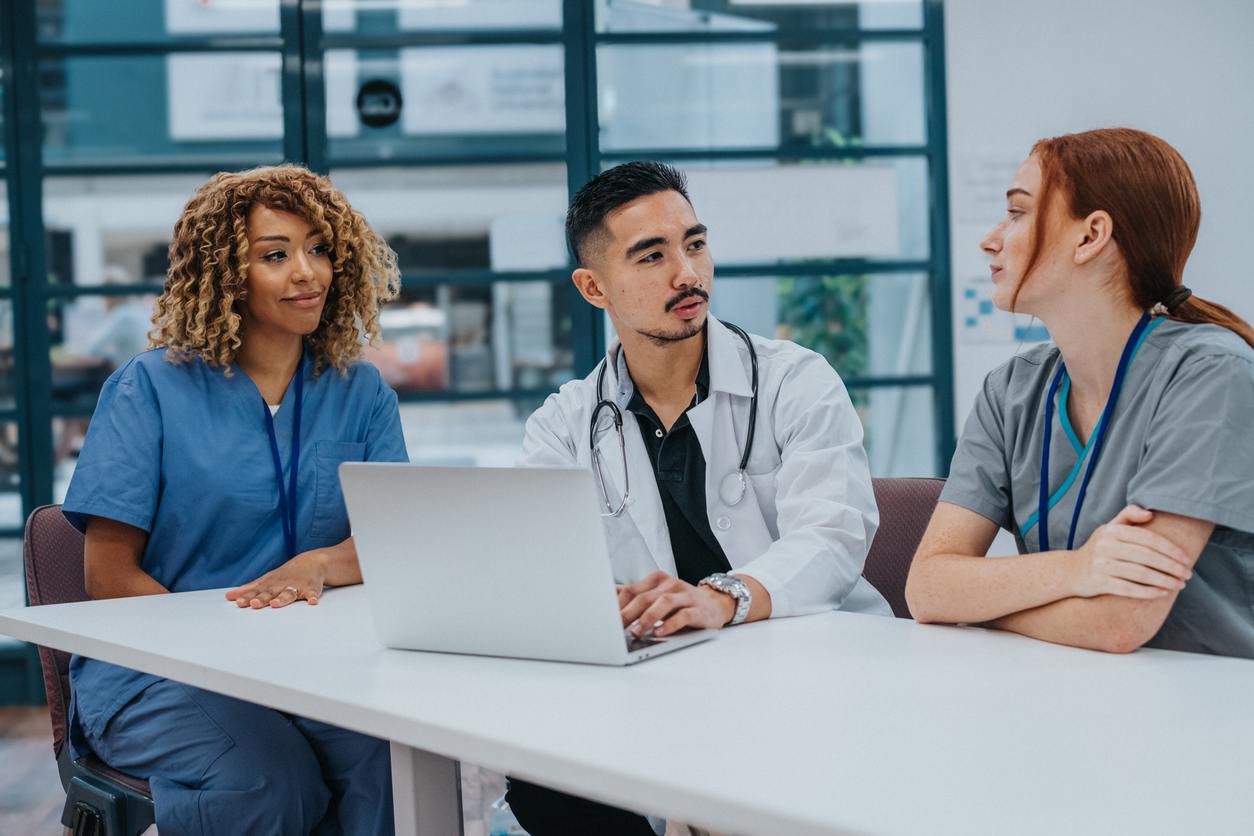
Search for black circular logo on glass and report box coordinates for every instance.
[356,79,403,129]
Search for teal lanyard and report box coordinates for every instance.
[1037,313,1150,552]
[262,355,303,560]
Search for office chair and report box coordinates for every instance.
[864,477,946,619]
[23,504,155,836]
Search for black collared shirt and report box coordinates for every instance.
[625,349,732,586]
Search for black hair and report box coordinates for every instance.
[565,161,690,267]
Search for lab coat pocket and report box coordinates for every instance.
[310,440,367,542]
[746,464,782,536]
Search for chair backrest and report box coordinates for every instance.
[23,504,88,758]
[864,477,945,619]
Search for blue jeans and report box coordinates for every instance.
[82,679,393,836]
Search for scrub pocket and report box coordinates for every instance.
[310,440,367,541]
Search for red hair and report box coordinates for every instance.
[1021,127,1254,348]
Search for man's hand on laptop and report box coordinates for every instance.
[618,571,735,638]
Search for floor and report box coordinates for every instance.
[0,707,510,835]
[0,538,24,618]
[0,708,63,835]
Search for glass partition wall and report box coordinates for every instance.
[0,0,950,701]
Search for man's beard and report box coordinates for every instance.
[636,286,709,345]
[635,318,705,346]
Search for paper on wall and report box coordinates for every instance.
[167,53,283,141]
[687,164,900,261]
[400,46,564,135]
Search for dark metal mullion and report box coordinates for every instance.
[716,260,930,278]
[4,5,53,695]
[44,282,165,299]
[596,28,927,46]
[35,37,284,57]
[42,159,286,177]
[0,409,19,422]
[50,386,563,418]
[601,145,929,162]
[328,151,568,169]
[395,387,558,405]
[42,269,572,297]
[280,0,309,164]
[843,375,933,390]
[562,0,602,375]
[922,0,955,475]
[299,2,328,174]
[399,269,569,290]
[320,30,564,50]
[3,2,53,521]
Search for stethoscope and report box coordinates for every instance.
[589,322,759,518]
[1037,312,1151,552]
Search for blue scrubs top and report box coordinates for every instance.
[62,348,408,739]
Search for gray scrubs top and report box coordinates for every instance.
[942,318,1254,658]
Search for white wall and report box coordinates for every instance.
[944,0,1254,417]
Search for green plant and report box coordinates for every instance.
[775,127,871,405]
[776,273,869,382]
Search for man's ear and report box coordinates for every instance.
[572,267,609,310]
[1074,209,1115,266]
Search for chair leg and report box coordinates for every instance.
[67,797,107,835]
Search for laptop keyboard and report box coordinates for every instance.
[626,634,664,653]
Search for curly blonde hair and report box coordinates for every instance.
[151,165,400,375]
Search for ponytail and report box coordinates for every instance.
[1169,295,1254,350]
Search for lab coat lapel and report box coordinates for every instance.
[705,316,754,399]
[691,318,774,561]
[689,316,753,458]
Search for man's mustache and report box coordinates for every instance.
[664,287,710,312]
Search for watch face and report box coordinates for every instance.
[705,574,747,599]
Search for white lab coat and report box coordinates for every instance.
[519,316,890,618]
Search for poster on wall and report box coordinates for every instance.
[685,165,900,261]
[164,0,279,34]
[325,50,361,138]
[399,46,564,135]
[167,53,283,140]
[397,0,561,30]
[958,276,1011,343]
[954,151,1024,225]
[165,0,353,34]
[958,276,1050,344]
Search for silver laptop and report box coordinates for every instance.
[340,463,714,665]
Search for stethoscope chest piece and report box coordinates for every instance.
[719,469,748,506]
[590,321,759,519]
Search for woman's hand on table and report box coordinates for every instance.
[226,550,329,609]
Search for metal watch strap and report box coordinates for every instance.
[699,572,751,626]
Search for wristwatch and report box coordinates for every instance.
[699,572,752,626]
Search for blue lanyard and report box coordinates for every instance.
[263,354,303,561]
[1038,313,1150,552]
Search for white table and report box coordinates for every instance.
[3,586,1253,836]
